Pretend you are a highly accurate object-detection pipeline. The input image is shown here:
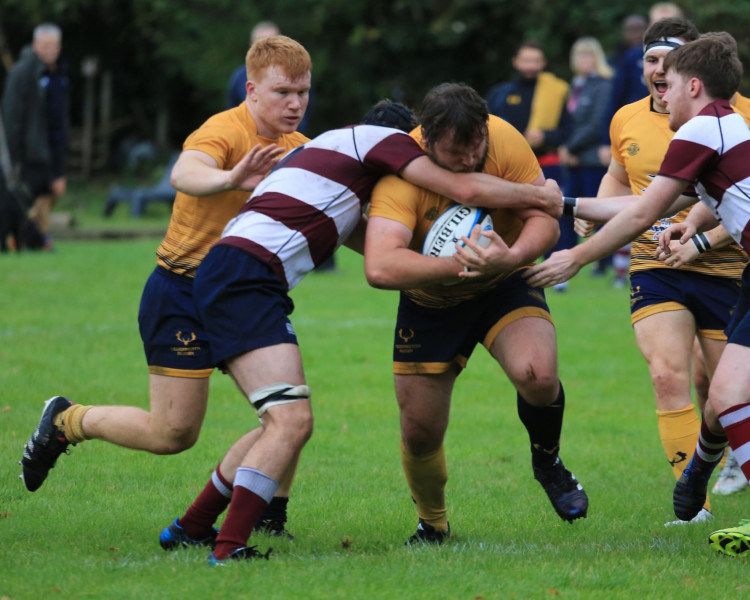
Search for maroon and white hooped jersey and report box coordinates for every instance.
[659,99,750,254]
[218,125,424,289]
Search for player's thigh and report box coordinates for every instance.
[148,373,210,434]
[633,309,696,374]
[490,316,558,391]
[228,343,306,394]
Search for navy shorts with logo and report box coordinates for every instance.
[193,244,298,368]
[138,266,215,378]
[629,269,740,339]
[393,269,553,375]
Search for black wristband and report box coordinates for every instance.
[691,233,712,254]
[562,196,578,217]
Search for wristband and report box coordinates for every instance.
[691,233,712,254]
[562,196,578,217]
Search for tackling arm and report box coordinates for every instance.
[524,175,691,287]
[401,157,563,217]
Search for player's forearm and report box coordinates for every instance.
[571,198,660,268]
[509,215,560,265]
[686,202,720,234]
[573,196,634,223]
[365,251,462,289]
[170,155,233,197]
[457,173,555,211]
[568,171,635,223]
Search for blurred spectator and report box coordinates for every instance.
[555,37,613,288]
[648,2,684,23]
[486,40,568,187]
[608,14,648,69]
[1,23,69,248]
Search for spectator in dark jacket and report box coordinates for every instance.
[485,40,569,183]
[553,37,613,289]
[1,23,69,244]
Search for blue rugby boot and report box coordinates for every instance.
[159,518,218,550]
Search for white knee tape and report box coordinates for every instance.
[249,382,311,417]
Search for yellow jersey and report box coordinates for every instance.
[155,104,309,277]
[369,115,541,308]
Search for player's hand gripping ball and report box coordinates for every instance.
[422,204,493,258]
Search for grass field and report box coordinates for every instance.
[2,232,750,599]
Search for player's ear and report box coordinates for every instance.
[246,79,257,100]
[689,77,701,98]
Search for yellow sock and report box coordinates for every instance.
[657,405,711,512]
[54,404,93,444]
[400,441,448,531]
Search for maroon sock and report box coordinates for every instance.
[718,403,750,482]
[178,465,232,539]
[212,486,268,559]
[693,417,728,468]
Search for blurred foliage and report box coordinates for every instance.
[1,0,749,152]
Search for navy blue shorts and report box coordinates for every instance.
[629,269,740,339]
[138,266,215,378]
[393,269,553,375]
[193,244,298,368]
[726,265,750,348]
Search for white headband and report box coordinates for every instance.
[644,36,685,56]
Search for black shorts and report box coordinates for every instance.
[393,269,553,375]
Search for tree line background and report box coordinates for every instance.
[1,0,749,170]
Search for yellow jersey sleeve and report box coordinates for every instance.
[155,105,309,277]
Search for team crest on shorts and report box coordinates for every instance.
[627,143,640,156]
[398,328,415,343]
[172,330,201,357]
[176,331,197,345]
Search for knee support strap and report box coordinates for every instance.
[249,382,311,417]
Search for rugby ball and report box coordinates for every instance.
[422,205,493,258]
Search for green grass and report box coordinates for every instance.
[1,240,749,599]
[54,169,175,236]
